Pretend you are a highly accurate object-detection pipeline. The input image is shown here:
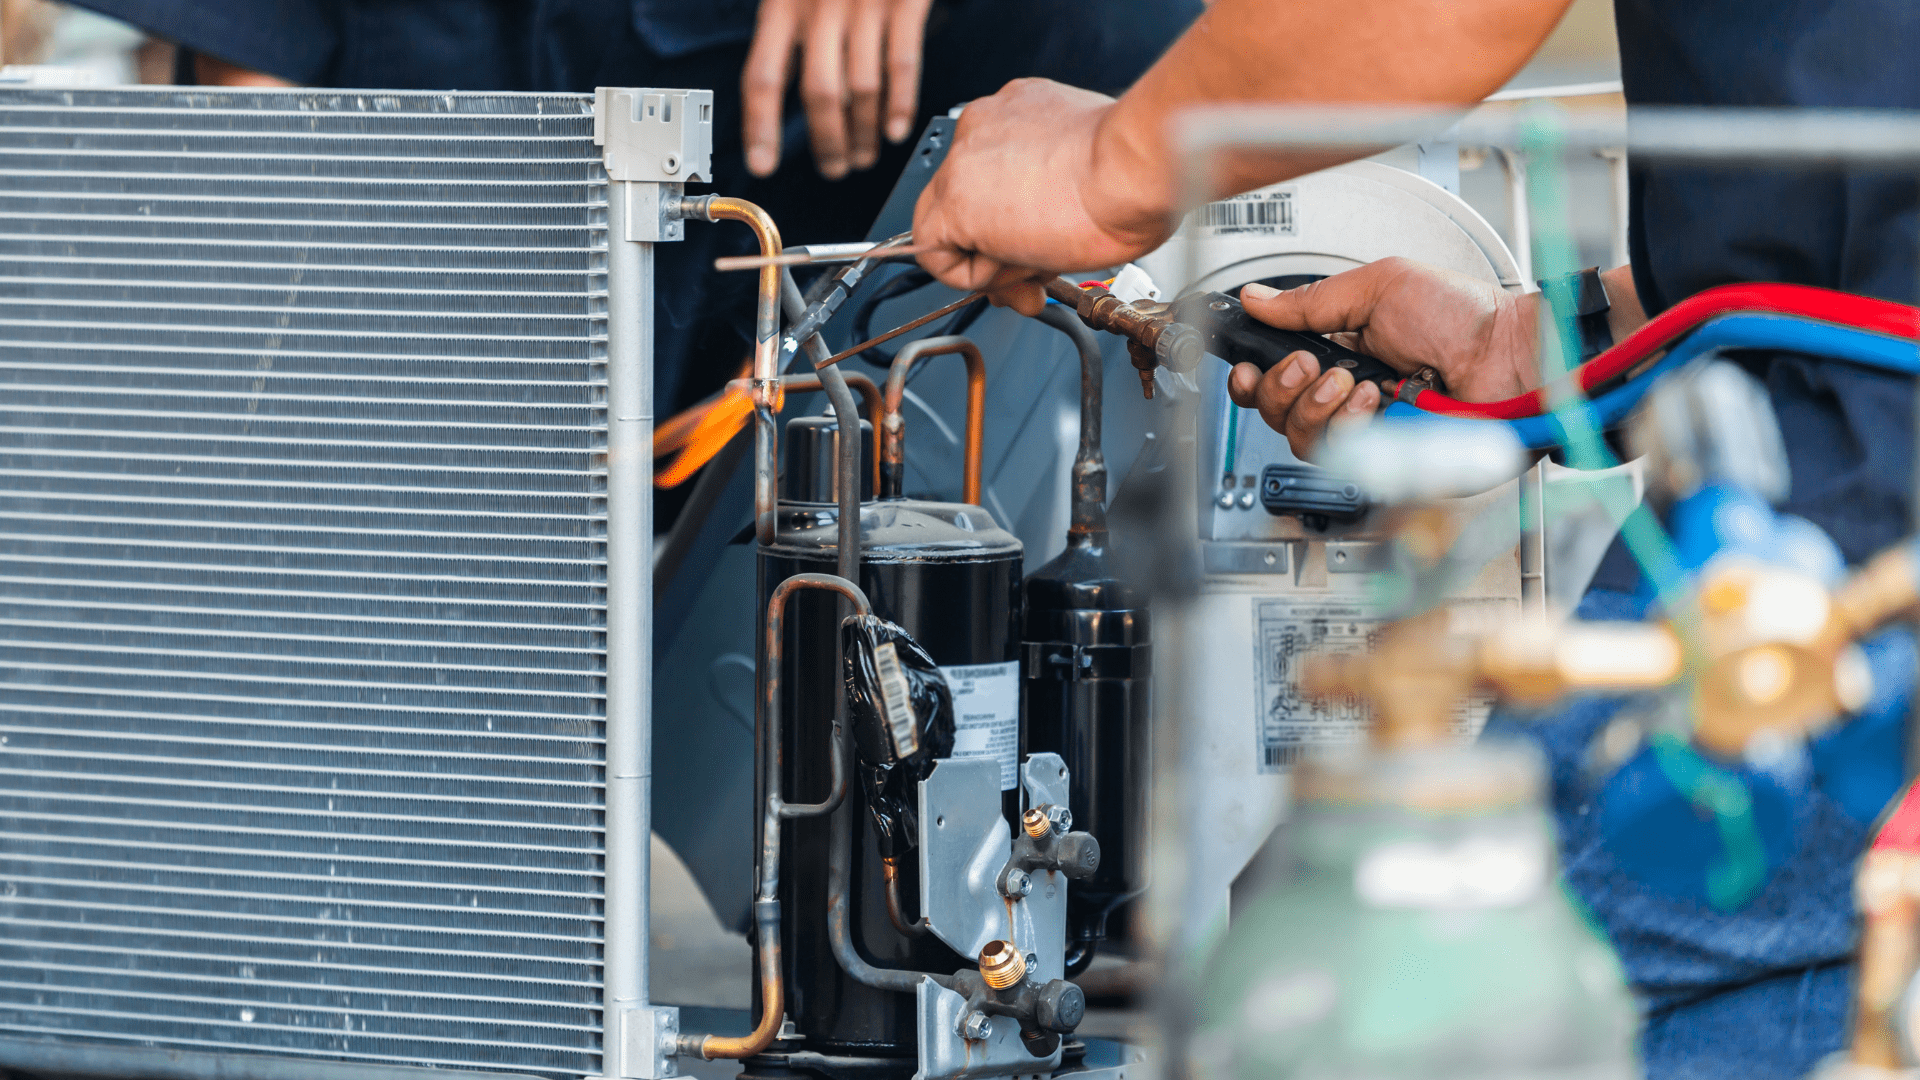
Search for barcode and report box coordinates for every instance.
[873,642,919,758]
[1264,745,1308,768]
[1194,192,1295,234]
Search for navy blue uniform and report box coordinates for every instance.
[68,0,1201,415]
[1496,3,1920,1078]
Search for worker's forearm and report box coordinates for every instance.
[1088,0,1576,230]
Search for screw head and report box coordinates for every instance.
[1046,806,1073,833]
[1217,491,1235,509]
[960,1012,993,1040]
[1238,491,1256,509]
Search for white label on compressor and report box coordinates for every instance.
[941,661,1021,791]
[1191,187,1297,237]
[1251,598,1489,773]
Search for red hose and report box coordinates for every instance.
[1408,283,1920,420]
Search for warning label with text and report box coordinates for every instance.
[1251,599,1487,773]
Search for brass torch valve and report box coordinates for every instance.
[1044,277,1201,399]
[1684,539,1919,756]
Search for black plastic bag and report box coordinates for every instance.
[842,615,954,859]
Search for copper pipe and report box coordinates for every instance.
[751,371,885,496]
[686,195,784,544]
[881,857,928,938]
[882,336,985,505]
[1036,304,1108,540]
[778,265,866,581]
[678,572,871,1061]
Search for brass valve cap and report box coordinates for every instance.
[1022,807,1051,839]
[979,939,1026,990]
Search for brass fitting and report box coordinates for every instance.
[1045,277,1201,400]
[1022,807,1051,839]
[978,939,1026,990]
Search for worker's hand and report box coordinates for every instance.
[743,0,935,179]
[194,54,295,87]
[912,79,1177,315]
[1227,257,1540,460]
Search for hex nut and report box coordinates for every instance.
[960,1011,994,1041]
[1002,868,1033,898]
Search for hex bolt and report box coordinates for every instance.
[1002,868,1033,898]
[960,1012,994,1041]
[1046,806,1073,833]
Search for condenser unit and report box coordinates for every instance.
[0,81,697,1080]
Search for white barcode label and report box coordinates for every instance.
[873,642,920,758]
[1191,188,1297,237]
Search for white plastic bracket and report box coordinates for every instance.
[596,87,714,185]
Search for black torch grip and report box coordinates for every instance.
[1171,291,1402,392]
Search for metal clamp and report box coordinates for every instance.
[1022,642,1151,681]
[611,1003,680,1079]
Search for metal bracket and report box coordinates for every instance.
[918,757,1013,962]
[595,87,714,185]
[1016,755,1071,985]
[912,978,1059,1080]
[610,1003,680,1079]
[1325,540,1393,574]
[917,756,1071,981]
[1200,541,1291,576]
[1021,754,1069,816]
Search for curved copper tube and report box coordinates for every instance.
[881,857,928,938]
[680,572,871,1061]
[740,371,886,496]
[687,195,784,544]
[882,336,985,505]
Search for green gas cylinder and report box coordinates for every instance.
[1195,742,1640,1080]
